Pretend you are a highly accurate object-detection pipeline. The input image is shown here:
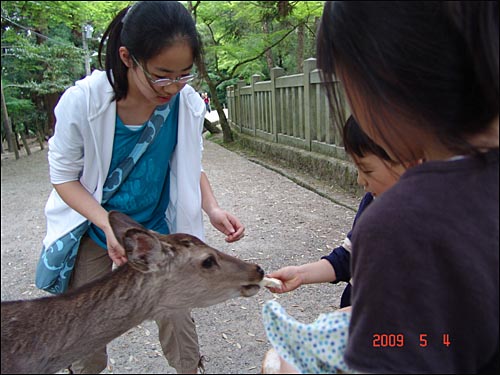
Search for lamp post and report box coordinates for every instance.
[82,24,94,76]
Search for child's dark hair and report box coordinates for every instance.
[98,1,203,101]
[317,1,498,162]
[343,115,391,162]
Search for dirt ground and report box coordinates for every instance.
[1,137,361,374]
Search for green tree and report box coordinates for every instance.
[1,1,129,150]
[190,1,324,143]
[2,1,324,150]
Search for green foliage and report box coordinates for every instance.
[3,37,85,94]
[1,1,131,136]
[2,1,324,139]
[189,1,324,112]
[4,96,34,114]
[3,95,35,132]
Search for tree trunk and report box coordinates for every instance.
[203,118,221,134]
[262,19,275,72]
[12,131,20,160]
[296,23,305,72]
[187,1,201,23]
[206,79,233,143]
[36,131,45,150]
[277,1,292,18]
[19,131,32,156]
[42,92,60,137]
[1,81,15,153]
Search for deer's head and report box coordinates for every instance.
[108,211,264,309]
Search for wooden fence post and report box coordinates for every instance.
[235,79,245,132]
[270,67,285,143]
[226,85,234,126]
[303,58,316,151]
[250,74,261,136]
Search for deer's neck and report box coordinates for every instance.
[61,264,156,341]
[7,265,159,373]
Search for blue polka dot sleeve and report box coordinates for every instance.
[262,300,356,373]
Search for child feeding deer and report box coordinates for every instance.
[1,211,266,374]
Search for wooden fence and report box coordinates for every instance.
[226,58,350,160]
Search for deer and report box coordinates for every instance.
[1,211,265,374]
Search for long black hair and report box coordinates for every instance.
[98,1,203,101]
[317,1,498,162]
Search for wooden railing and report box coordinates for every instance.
[226,58,350,160]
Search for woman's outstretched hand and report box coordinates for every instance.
[207,207,245,242]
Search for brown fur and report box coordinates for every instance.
[1,211,264,374]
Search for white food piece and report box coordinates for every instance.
[259,277,283,289]
[262,348,281,374]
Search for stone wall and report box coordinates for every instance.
[233,130,362,196]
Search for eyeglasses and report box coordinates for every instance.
[131,55,197,87]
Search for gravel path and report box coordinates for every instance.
[1,138,360,374]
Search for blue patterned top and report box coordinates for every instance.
[88,95,179,249]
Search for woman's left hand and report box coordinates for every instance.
[208,207,245,242]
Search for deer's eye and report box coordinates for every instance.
[202,256,217,269]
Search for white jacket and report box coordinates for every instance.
[43,70,206,249]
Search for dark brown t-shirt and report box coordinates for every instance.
[345,149,499,374]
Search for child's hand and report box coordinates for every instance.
[266,266,303,293]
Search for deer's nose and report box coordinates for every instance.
[256,265,265,277]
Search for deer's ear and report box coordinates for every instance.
[108,211,146,248]
[122,228,163,273]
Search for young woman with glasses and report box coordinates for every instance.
[41,1,244,373]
